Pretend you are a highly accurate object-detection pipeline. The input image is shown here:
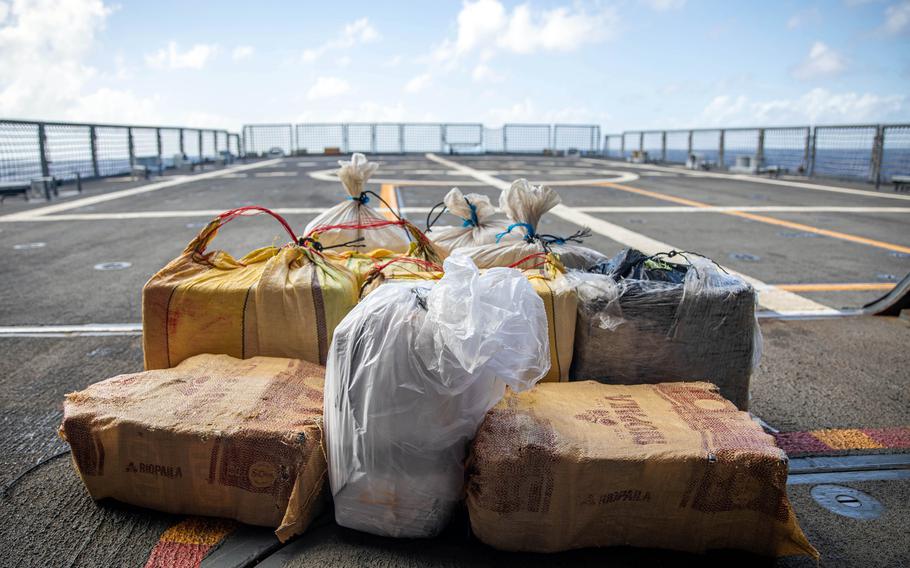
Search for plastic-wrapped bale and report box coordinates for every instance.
[427,188,509,256]
[358,253,575,383]
[60,354,328,542]
[466,381,818,559]
[303,153,410,252]
[453,179,607,270]
[569,249,760,410]
[143,207,360,370]
[325,255,550,538]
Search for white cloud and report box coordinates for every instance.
[383,54,402,67]
[307,76,350,100]
[145,41,219,70]
[485,97,611,127]
[336,55,352,67]
[404,73,432,93]
[433,0,618,63]
[641,0,686,11]
[231,45,254,61]
[791,41,846,80]
[883,1,910,34]
[301,17,379,63]
[471,63,502,83]
[700,88,905,126]
[787,7,820,29]
[66,87,163,124]
[0,0,112,118]
[296,101,408,123]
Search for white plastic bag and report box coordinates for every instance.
[325,254,550,538]
[304,153,410,252]
[454,179,607,270]
[427,188,509,256]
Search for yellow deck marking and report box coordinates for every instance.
[776,283,896,292]
[379,183,399,221]
[596,181,910,255]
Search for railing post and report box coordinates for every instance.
[504,126,509,153]
[156,128,163,174]
[756,128,765,169]
[661,131,667,162]
[127,127,135,168]
[687,130,693,157]
[37,123,50,178]
[871,125,885,189]
[551,125,556,152]
[198,130,203,163]
[808,127,817,177]
[398,124,404,154]
[179,128,185,155]
[342,124,349,154]
[89,125,99,178]
[371,124,376,154]
[638,131,644,153]
[718,129,725,169]
[620,133,625,157]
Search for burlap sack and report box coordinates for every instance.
[303,153,410,252]
[453,179,607,270]
[467,381,818,559]
[143,207,360,370]
[60,354,328,542]
[426,188,509,256]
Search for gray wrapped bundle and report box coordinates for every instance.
[569,249,760,409]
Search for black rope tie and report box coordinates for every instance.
[361,189,404,222]
[425,201,447,233]
[298,236,366,251]
[644,250,729,275]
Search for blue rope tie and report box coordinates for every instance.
[461,201,479,227]
[347,194,370,205]
[496,222,534,243]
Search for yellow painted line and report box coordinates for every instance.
[596,181,910,255]
[811,429,885,451]
[775,283,896,292]
[379,183,399,221]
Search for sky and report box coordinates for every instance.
[0,0,908,134]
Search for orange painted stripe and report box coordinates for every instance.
[596,181,910,255]
[379,183,399,221]
[775,283,896,292]
[144,517,236,568]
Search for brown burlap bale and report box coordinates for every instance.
[60,354,327,542]
[466,381,817,558]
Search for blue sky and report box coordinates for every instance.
[1,0,908,133]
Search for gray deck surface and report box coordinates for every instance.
[0,155,907,567]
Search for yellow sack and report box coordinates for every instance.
[508,254,577,383]
[467,381,818,559]
[143,207,359,370]
[60,354,327,542]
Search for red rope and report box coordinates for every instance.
[507,252,550,270]
[304,218,407,239]
[217,206,298,242]
[373,257,443,273]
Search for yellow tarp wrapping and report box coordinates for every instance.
[143,212,360,370]
[467,381,818,559]
[60,354,328,542]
